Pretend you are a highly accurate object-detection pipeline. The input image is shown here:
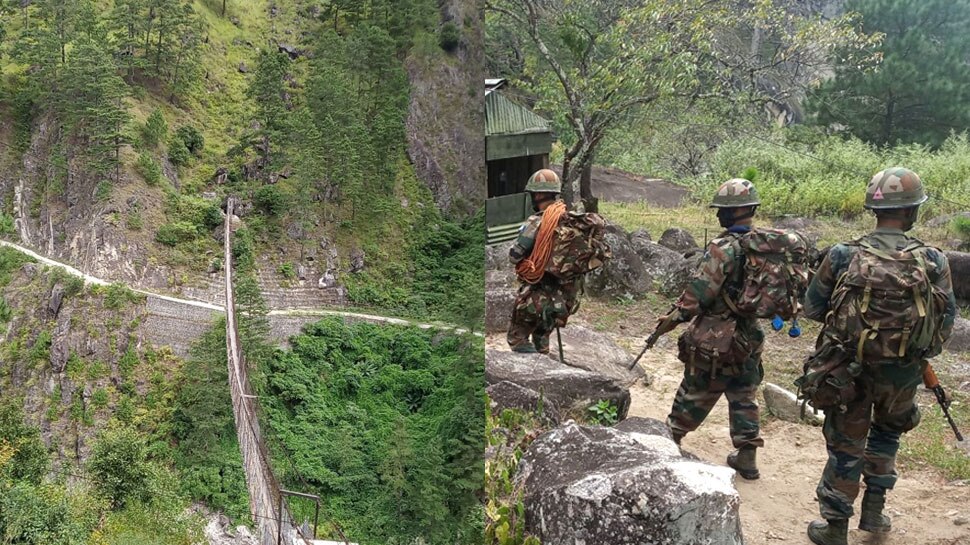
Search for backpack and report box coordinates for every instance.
[545,212,611,281]
[826,239,948,362]
[725,228,811,320]
[794,335,860,414]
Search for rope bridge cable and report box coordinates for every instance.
[224,196,350,545]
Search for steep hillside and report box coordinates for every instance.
[0,0,482,323]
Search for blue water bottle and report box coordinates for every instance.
[789,318,801,338]
[771,315,784,331]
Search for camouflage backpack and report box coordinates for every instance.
[826,239,948,362]
[725,228,811,320]
[545,212,611,280]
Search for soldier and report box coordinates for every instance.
[803,168,956,545]
[655,178,766,480]
[507,169,578,354]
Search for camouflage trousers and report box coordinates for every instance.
[507,277,579,353]
[816,360,923,520]
[667,340,765,449]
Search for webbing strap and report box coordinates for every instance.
[899,327,911,358]
[859,239,896,261]
[861,282,872,314]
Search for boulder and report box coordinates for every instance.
[927,211,970,228]
[486,349,631,421]
[349,248,365,273]
[557,324,647,383]
[614,416,674,441]
[762,382,823,425]
[518,420,742,545]
[486,240,515,271]
[632,239,693,296]
[946,317,970,353]
[487,381,562,424]
[485,287,517,334]
[237,62,249,73]
[630,228,651,244]
[586,231,650,299]
[48,283,65,318]
[658,228,698,254]
[945,251,970,302]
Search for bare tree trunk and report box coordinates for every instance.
[580,157,597,213]
[222,0,227,16]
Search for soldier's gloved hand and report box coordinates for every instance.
[654,312,679,336]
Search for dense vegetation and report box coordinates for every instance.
[808,0,970,148]
[258,318,484,544]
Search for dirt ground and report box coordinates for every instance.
[550,164,689,206]
[487,303,970,544]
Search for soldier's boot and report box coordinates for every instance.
[511,344,537,353]
[859,491,891,533]
[807,519,848,545]
[726,446,759,480]
[533,333,551,354]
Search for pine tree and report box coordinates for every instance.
[60,37,131,183]
[809,0,970,147]
[247,49,292,177]
[110,0,148,83]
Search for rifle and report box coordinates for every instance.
[923,364,964,442]
[628,307,679,370]
[556,327,565,364]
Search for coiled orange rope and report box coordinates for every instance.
[515,200,567,284]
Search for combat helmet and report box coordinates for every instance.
[865,167,928,209]
[525,169,562,193]
[710,178,760,208]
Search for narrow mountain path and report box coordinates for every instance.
[0,239,479,335]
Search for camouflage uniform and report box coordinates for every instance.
[666,226,766,449]
[804,228,956,521]
[507,210,580,353]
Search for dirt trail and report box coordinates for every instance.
[487,315,970,544]
[625,339,970,545]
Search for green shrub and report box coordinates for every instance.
[953,216,970,241]
[0,299,10,323]
[175,126,204,156]
[136,152,163,186]
[103,283,143,310]
[439,22,460,52]
[0,398,49,483]
[167,137,191,167]
[88,427,151,508]
[0,212,15,236]
[277,262,295,279]
[95,181,112,201]
[91,388,109,409]
[155,222,198,247]
[141,109,168,148]
[126,210,143,231]
[253,184,287,215]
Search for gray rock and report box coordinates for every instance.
[762,382,823,425]
[630,228,651,244]
[48,284,65,318]
[927,211,970,228]
[349,249,365,273]
[277,43,301,59]
[487,381,561,423]
[517,421,742,545]
[586,231,650,299]
[49,319,70,373]
[632,238,693,296]
[945,252,970,302]
[485,288,516,334]
[296,264,308,281]
[286,222,304,241]
[946,317,970,353]
[658,228,698,254]
[557,324,647,383]
[237,63,249,73]
[486,349,631,421]
[318,270,337,289]
[486,241,515,271]
[614,416,674,441]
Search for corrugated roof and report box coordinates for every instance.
[485,91,552,137]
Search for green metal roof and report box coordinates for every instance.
[485,91,552,137]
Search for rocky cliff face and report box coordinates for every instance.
[406,0,484,217]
